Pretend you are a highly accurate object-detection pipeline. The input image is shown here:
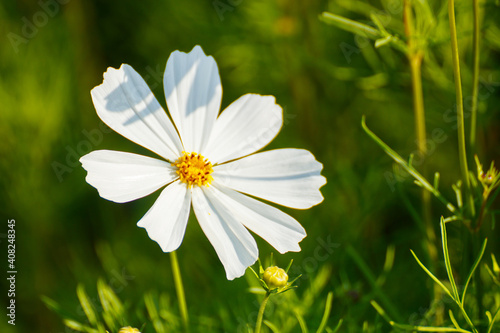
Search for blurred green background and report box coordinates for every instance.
[1,0,500,332]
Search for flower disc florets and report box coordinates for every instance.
[173,152,214,187]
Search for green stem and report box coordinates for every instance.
[470,0,480,149]
[458,303,479,333]
[448,0,475,217]
[473,195,488,232]
[170,251,189,331]
[255,292,271,333]
[404,2,442,322]
[472,235,485,327]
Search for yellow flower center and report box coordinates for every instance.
[173,152,214,187]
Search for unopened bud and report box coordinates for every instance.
[119,327,140,333]
[263,266,288,289]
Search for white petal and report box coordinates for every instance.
[91,64,183,161]
[191,186,258,280]
[164,45,222,153]
[204,94,282,163]
[80,150,177,203]
[137,180,191,252]
[213,149,326,209]
[210,184,306,254]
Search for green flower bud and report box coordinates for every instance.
[118,327,140,333]
[263,266,288,289]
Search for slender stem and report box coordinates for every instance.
[170,251,189,331]
[448,0,475,217]
[473,196,488,232]
[472,234,485,326]
[255,292,271,333]
[404,3,442,323]
[470,0,480,149]
[458,303,479,333]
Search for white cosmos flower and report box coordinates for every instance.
[80,45,326,280]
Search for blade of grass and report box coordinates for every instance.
[316,292,334,333]
[294,310,309,333]
[76,284,98,327]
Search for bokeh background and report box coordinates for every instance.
[1,0,500,332]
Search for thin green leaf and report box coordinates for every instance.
[452,183,463,209]
[248,287,267,295]
[144,293,159,320]
[41,295,75,319]
[330,319,344,333]
[316,292,334,333]
[434,172,440,190]
[264,320,282,333]
[258,258,265,276]
[97,279,124,318]
[361,116,457,213]
[370,13,389,36]
[321,12,380,38]
[288,274,302,286]
[440,218,460,301]
[485,265,499,284]
[449,310,462,330]
[410,250,453,299]
[486,306,500,333]
[371,300,471,332]
[76,284,98,326]
[64,319,98,333]
[375,36,393,48]
[101,312,115,333]
[294,310,309,333]
[249,266,261,280]
[461,238,487,305]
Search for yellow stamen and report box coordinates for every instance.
[173,152,214,187]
